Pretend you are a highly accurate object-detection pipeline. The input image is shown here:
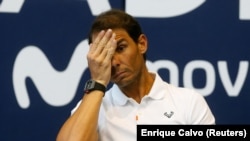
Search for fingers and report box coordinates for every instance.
[89,30,105,54]
[87,29,116,86]
[90,29,114,55]
[104,33,116,61]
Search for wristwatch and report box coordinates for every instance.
[84,79,106,94]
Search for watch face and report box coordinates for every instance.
[84,80,106,94]
[85,80,95,90]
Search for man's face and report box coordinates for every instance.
[111,29,147,87]
[98,29,147,88]
[92,29,147,87]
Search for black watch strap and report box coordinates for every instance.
[84,79,106,94]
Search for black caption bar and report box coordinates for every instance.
[137,125,250,140]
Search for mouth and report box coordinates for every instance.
[113,71,126,80]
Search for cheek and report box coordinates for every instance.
[126,49,137,61]
[126,50,142,67]
[119,46,142,67]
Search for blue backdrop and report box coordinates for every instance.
[1,0,249,141]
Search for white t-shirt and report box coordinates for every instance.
[72,73,215,141]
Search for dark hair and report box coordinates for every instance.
[88,9,146,60]
[88,9,143,43]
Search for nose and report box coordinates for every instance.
[111,53,120,67]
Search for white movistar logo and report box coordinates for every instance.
[11,0,250,109]
[13,40,89,109]
[13,38,249,109]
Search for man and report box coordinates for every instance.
[56,9,215,141]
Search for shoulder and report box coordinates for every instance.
[164,83,215,124]
[167,83,202,98]
[165,83,207,105]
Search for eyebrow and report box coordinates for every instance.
[117,39,126,45]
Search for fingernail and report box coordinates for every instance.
[108,29,112,32]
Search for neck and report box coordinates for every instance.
[119,71,155,103]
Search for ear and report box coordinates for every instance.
[137,34,148,54]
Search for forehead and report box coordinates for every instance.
[92,28,131,42]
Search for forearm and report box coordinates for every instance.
[56,91,104,141]
[56,29,116,141]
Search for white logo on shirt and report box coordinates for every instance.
[164,111,174,118]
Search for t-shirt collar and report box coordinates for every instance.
[111,72,166,106]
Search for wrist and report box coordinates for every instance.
[84,79,106,96]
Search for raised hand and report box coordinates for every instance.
[87,29,117,87]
